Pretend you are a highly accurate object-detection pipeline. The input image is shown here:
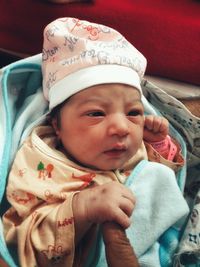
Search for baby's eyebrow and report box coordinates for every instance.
[78,97,110,106]
[126,99,143,106]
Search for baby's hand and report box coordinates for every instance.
[143,115,169,143]
[74,182,136,229]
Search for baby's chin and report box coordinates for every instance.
[64,150,128,171]
[70,159,123,172]
[85,160,127,172]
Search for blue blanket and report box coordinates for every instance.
[0,54,190,267]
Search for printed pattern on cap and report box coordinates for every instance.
[42,17,147,104]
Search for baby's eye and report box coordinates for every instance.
[87,111,105,117]
[127,110,143,116]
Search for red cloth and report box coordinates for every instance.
[1,0,200,85]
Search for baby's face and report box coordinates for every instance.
[55,83,144,171]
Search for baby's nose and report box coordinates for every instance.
[107,114,130,137]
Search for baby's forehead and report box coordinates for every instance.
[67,83,141,104]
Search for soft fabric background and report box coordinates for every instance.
[0,0,200,85]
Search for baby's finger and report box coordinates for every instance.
[144,115,154,130]
[121,187,136,204]
[152,116,163,133]
[158,117,169,133]
[112,208,132,229]
[119,198,135,217]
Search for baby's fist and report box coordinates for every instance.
[143,115,169,143]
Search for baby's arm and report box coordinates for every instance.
[143,115,178,162]
[72,182,136,244]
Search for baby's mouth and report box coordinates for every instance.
[104,147,127,157]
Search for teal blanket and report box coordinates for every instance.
[0,55,48,266]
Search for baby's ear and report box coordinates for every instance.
[51,117,60,136]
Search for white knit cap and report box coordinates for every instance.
[42,17,147,110]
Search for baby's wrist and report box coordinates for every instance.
[72,192,93,244]
[149,137,169,151]
[73,190,94,224]
[73,192,87,223]
[149,135,177,161]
